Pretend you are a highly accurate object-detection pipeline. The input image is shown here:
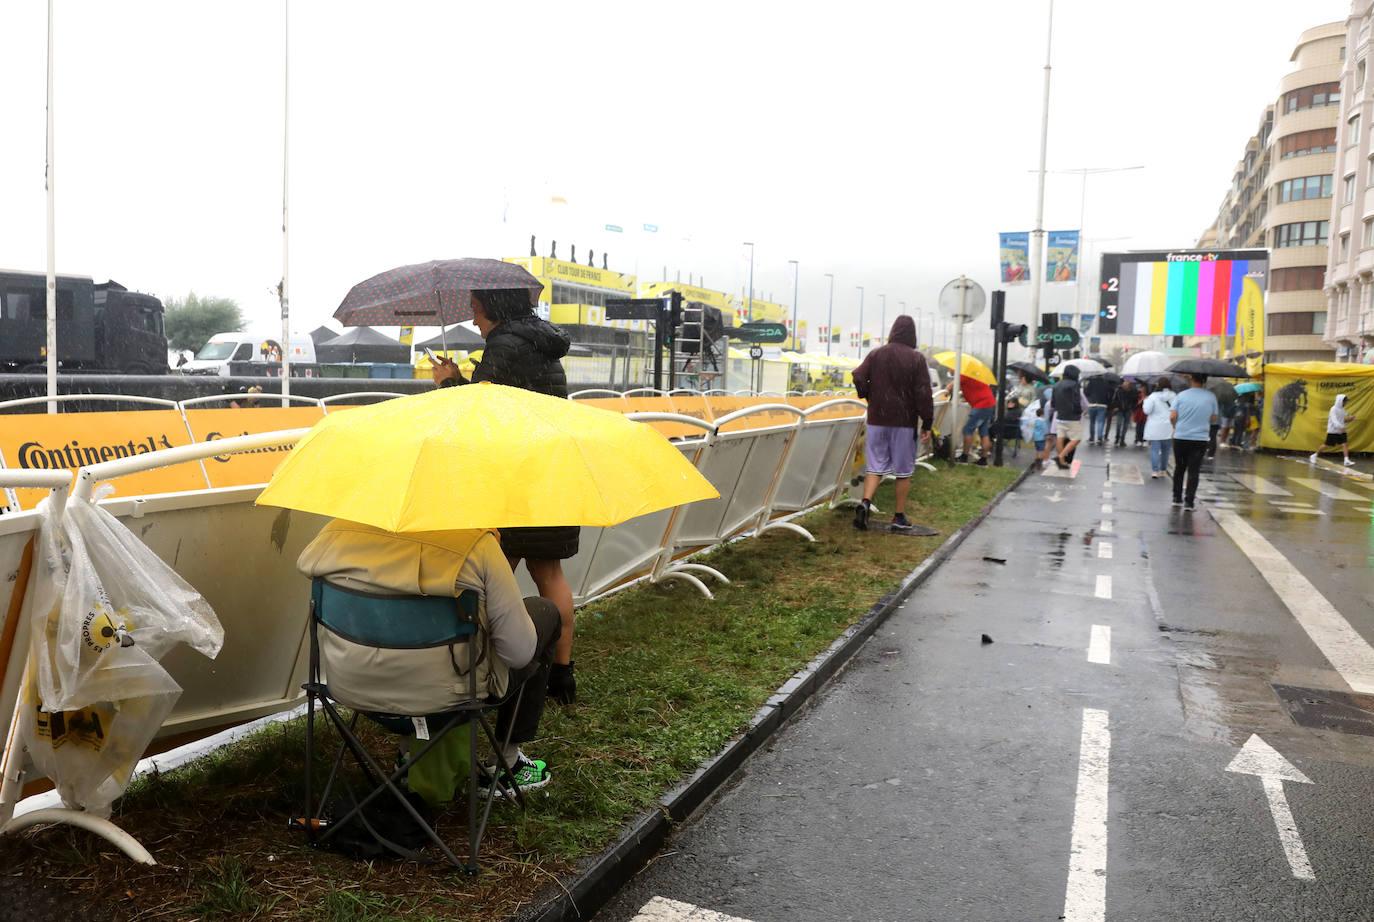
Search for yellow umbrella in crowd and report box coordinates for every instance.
[257,383,718,532]
[933,351,997,386]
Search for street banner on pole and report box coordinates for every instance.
[1233,277,1265,377]
[1047,230,1080,282]
[999,232,1030,284]
[831,326,842,345]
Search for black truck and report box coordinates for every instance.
[0,270,168,374]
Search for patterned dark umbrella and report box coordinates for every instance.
[334,258,543,328]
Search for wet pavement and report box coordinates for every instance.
[599,445,1374,921]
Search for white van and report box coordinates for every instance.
[182,331,317,376]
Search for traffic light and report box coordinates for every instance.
[1001,323,1027,344]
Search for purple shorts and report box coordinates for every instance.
[865,424,917,478]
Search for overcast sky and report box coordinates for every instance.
[0,0,1353,345]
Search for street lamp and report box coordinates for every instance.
[825,273,835,356]
[879,293,886,346]
[788,260,800,350]
[856,286,865,357]
[743,242,755,322]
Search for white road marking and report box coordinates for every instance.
[632,897,754,922]
[1291,477,1366,502]
[1215,511,1374,693]
[1226,735,1315,880]
[1101,504,1113,514]
[1100,519,1113,534]
[1088,625,1111,664]
[1230,473,1292,496]
[1063,708,1110,922]
[1097,542,1113,559]
[1102,490,1114,499]
[1095,575,1112,599]
[1107,463,1144,486]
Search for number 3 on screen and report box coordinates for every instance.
[1105,305,1118,319]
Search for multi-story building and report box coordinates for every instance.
[1326,1,1374,362]
[1209,22,1343,363]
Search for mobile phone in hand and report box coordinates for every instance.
[424,348,442,364]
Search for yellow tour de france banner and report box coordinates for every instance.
[1262,362,1374,453]
[1233,277,1265,377]
[0,410,206,511]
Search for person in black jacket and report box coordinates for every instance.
[432,289,580,704]
[1051,365,1084,469]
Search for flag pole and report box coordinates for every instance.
[45,0,57,414]
[279,0,291,405]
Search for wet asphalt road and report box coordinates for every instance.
[598,445,1374,921]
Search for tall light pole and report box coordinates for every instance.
[280,0,292,404]
[1029,0,1054,353]
[788,259,800,350]
[856,286,865,357]
[825,273,835,356]
[898,300,906,345]
[744,241,755,322]
[44,0,56,413]
[1034,166,1143,325]
[879,293,887,345]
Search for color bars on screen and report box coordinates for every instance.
[1097,250,1267,337]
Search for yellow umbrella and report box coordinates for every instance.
[257,382,718,531]
[933,351,997,386]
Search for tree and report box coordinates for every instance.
[163,292,244,353]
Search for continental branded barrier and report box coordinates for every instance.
[1262,362,1374,452]
[183,407,327,488]
[0,393,863,512]
[0,410,204,511]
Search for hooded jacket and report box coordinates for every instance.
[450,315,571,398]
[1328,394,1348,434]
[1052,365,1084,420]
[850,316,934,430]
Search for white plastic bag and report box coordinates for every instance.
[20,492,224,815]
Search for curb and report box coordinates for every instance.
[520,463,1034,922]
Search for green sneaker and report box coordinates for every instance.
[480,753,551,798]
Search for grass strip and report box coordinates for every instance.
[0,463,1018,921]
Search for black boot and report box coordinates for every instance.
[548,661,577,705]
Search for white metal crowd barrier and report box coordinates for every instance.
[0,397,876,861]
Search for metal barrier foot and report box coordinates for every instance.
[655,571,715,599]
[757,521,816,542]
[674,563,730,585]
[3,808,156,865]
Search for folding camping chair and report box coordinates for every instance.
[297,578,527,873]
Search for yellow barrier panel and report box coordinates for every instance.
[1261,362,1374,452]
[0,411,205,509]
[183,407,327,488]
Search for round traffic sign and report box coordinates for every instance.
[938,276,987,324]
[749,345,764,360]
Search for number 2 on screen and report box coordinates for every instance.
[1105,277,1119,292]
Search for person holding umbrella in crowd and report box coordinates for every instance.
[1141,379,1175,479]
[1170,373,1219,510]
[335,258,582,705]
[430,289,580,703]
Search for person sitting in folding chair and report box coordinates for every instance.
[295,519,561,868]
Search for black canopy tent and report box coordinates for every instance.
[316,326,409,364]
[308,325,339,346]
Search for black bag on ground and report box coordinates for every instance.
[317,788,435,860]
